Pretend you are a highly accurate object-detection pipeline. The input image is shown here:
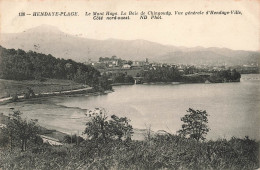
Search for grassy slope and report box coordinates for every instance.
[0,79,86,99]
[0,135,258,170]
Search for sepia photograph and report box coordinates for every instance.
[0,0,259,169]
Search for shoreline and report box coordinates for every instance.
[0,112,157,142]
[138,80,241,85]
[0,78,242,104]
[111,82,134,86]
[142,82,183,85]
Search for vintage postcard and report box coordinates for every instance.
[0,0,259,169]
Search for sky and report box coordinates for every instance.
[0,0,259,51]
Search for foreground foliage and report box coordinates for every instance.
[1,111,40,151]
[0,135,258,170]
[0,110,258,169]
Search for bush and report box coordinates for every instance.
[84,108,133,144]
[2,110,40,151]
[63,134,84,144]
[11,93,18,102]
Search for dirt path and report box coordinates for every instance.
[0,87,93,102]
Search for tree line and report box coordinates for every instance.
[141,66,241,83]
[141,66,182,82]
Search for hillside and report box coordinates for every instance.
[0,25,259,65]
[0,46,111,91]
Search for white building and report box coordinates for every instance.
[122,64,131,69]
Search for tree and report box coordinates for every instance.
[231,69,241,80]
[109,115,133,141]
[178,108,209,141]
[127,60,133,66]
[98,74,112,91]
[4,110,39,151]
[84,108,110,143]
[24,87,36,99]
[84,108,133,143]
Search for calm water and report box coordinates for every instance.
[1,74,259,140]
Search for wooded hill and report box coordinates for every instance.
[0,46,111,90]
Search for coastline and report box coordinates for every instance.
[111,82,134,86]
[0,77,242,104]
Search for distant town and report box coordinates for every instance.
[84,56,259,84]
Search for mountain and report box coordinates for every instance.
[0,25,259,66]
